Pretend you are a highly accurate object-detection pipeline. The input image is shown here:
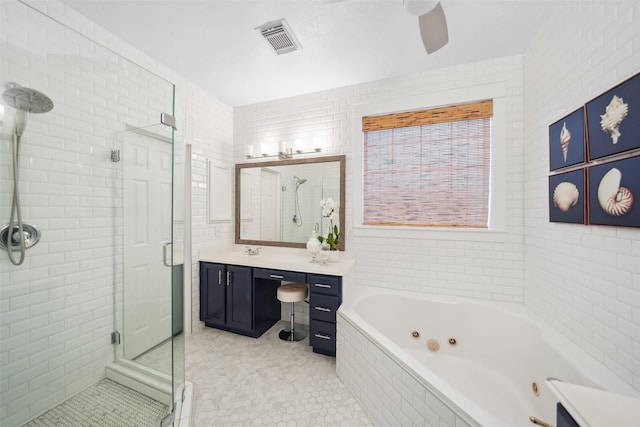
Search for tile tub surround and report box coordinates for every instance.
[185,322,371,426]
[336,313,472,427]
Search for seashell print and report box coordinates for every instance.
[559,121,571,162]
[553,181,579,212]
[597,168,634,217]
[600,95,629,144]
[604,187,634,217]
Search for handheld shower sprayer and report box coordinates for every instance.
[292,176,307,227]
[1,82,54,265]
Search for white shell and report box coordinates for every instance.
[600,95,629,144]
[597,167,634,216]
[559,121,571,162]
[553,182,579,212]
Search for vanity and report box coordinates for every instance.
[199,247,354,357]
[547,378,640,427]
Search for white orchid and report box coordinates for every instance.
[319,197,340,250]
[320,197,340,221]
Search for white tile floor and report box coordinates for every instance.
[185,321,372,426]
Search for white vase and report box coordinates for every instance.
[328,250,339,263]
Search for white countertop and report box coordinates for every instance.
[199,245,355,276]
[546,379,640,427]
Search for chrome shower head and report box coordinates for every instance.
[294,176,307,185]
[3,83,54,114]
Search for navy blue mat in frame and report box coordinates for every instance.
[589,156,640,227]
[549,169,585,224]
[586,72,640,160]
[549,107,585,171]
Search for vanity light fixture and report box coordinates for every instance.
[245,143,322,160]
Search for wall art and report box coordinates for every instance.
[586,72,640,160]
[588,156,639,227]
[549,107,585,171]
[549,169,585,224]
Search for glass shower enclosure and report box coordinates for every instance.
[0,1,185,426]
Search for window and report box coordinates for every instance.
[362,100,492,228]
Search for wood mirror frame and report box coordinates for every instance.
[235,155,346,250]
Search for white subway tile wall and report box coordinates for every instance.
[523,1,640,391]
[235,56,527,302]
[1,1,233,426]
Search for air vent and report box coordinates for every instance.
[257,19,302,55]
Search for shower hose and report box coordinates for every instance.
[6,112,28,265]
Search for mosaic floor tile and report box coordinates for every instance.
[24,378,168,427]
[186,322,372,426]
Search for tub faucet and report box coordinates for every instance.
[245,247,261,256]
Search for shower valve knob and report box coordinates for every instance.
[12,230,28,243]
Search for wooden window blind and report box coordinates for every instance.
[362,100,492,228]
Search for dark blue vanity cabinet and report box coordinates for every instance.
[200,262,343,355]
[557,403,580,427]
[308,274,342,357]
[200,262,280,337]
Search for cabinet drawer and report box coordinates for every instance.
[310,293,340,323]
[308,274,341,296]
[253,268,306,283]
[310,321,336,357]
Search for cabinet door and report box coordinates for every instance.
[226,265,253,332]
[200,262,226,325]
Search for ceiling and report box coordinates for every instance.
[62,0,558,107]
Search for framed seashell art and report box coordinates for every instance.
[549,169,585,224]
[586,72,640,160]
[549,107,586,171]
[588,156,640,227]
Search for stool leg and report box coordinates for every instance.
[278,301,307,342]
[289,301,295,338]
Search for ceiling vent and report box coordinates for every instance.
[257,19,302,55]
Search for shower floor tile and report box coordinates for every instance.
[186,321,372,426]
[24,378,168,427]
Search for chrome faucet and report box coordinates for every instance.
[245,247,261,256]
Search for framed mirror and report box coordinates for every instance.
[235,155,345,250]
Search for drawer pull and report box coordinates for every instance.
[218,270,222,285]
[314,333,332,340]
[269,274,284,279]
[314,283,331,289]
[314,306,331,312]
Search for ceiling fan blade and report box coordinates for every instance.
[418,2,448,54]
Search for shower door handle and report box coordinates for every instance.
[162,242,172,267]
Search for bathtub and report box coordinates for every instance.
[336,286,639,427]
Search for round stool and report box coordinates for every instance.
[277,283,308,342]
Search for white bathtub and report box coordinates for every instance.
[336,286,639,427]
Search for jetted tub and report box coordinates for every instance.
[336,286,639,427]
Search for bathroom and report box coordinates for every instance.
[1,1,639,426]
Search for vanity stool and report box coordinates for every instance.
[277,283,308,342]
